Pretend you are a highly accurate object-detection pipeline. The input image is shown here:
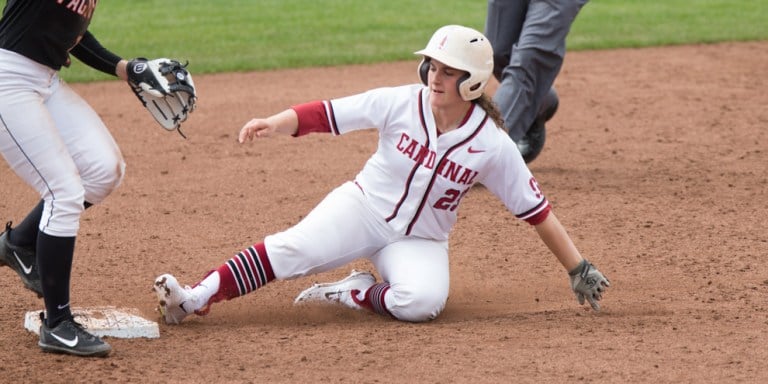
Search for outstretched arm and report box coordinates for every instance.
[238,109,299,143]
[239,100,336,143]
[533,212,582,271]
[534,212,610,311]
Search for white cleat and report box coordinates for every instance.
[153,274,197,325]
[294,270,376,310]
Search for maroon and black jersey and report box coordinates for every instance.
[0,0,119,74]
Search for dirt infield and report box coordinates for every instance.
[1,41,767,383]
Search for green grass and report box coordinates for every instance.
[1,0,765,82]
[570,0,768,49]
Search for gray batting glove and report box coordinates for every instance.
[568,259,610,311]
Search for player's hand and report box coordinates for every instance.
[568,259,610,311]
[238,118,274,143]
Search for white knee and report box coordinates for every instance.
[386,284,448,322]
[82,153,125,204]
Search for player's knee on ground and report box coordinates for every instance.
[386,284,448,322]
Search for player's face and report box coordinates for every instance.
[426,59,467,108]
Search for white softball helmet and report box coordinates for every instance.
[414,25,494,101]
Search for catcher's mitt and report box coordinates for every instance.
[127,58,197,136]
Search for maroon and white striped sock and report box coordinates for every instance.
[353,282,394,318]
[204,243,276,308]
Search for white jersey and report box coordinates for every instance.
[321,84,548,240]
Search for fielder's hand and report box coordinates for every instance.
[126,58,197,134]
[568,259,610,311]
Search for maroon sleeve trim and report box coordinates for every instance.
[524,203,551,226]
[291,101,332,137]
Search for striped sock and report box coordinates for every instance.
[353,282,393,318]
[208,242,276,305]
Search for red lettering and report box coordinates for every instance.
[466,170,478,184]
[433,189,460,210]
[529,177,542,199]
[456,169,474,185]
[436,158,447,174]
[402,140,418,158]
[395,133,438,169]
[442,160,461,182]
[396,133,409,151]
[435,157,479,185]
[424,151,436,169]
[433,187,471,211]
[413,145,430,166]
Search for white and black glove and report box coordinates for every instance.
[568,259,610,311]
[127,58,197,136]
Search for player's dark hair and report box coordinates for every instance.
[474,94,505,130]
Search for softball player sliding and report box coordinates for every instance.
[154,25,609,325]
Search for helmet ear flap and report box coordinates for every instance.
[418,58,430,85]
[419,58,473,98]
[457,72,470,99]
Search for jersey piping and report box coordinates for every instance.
[385,89,432,223]
[403,90,488,235]
[406,117,488,235]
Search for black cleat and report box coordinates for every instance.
[517,119,547,164]
[38,313,112,357]
[518,87,559,164]
[0,222,42,297]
